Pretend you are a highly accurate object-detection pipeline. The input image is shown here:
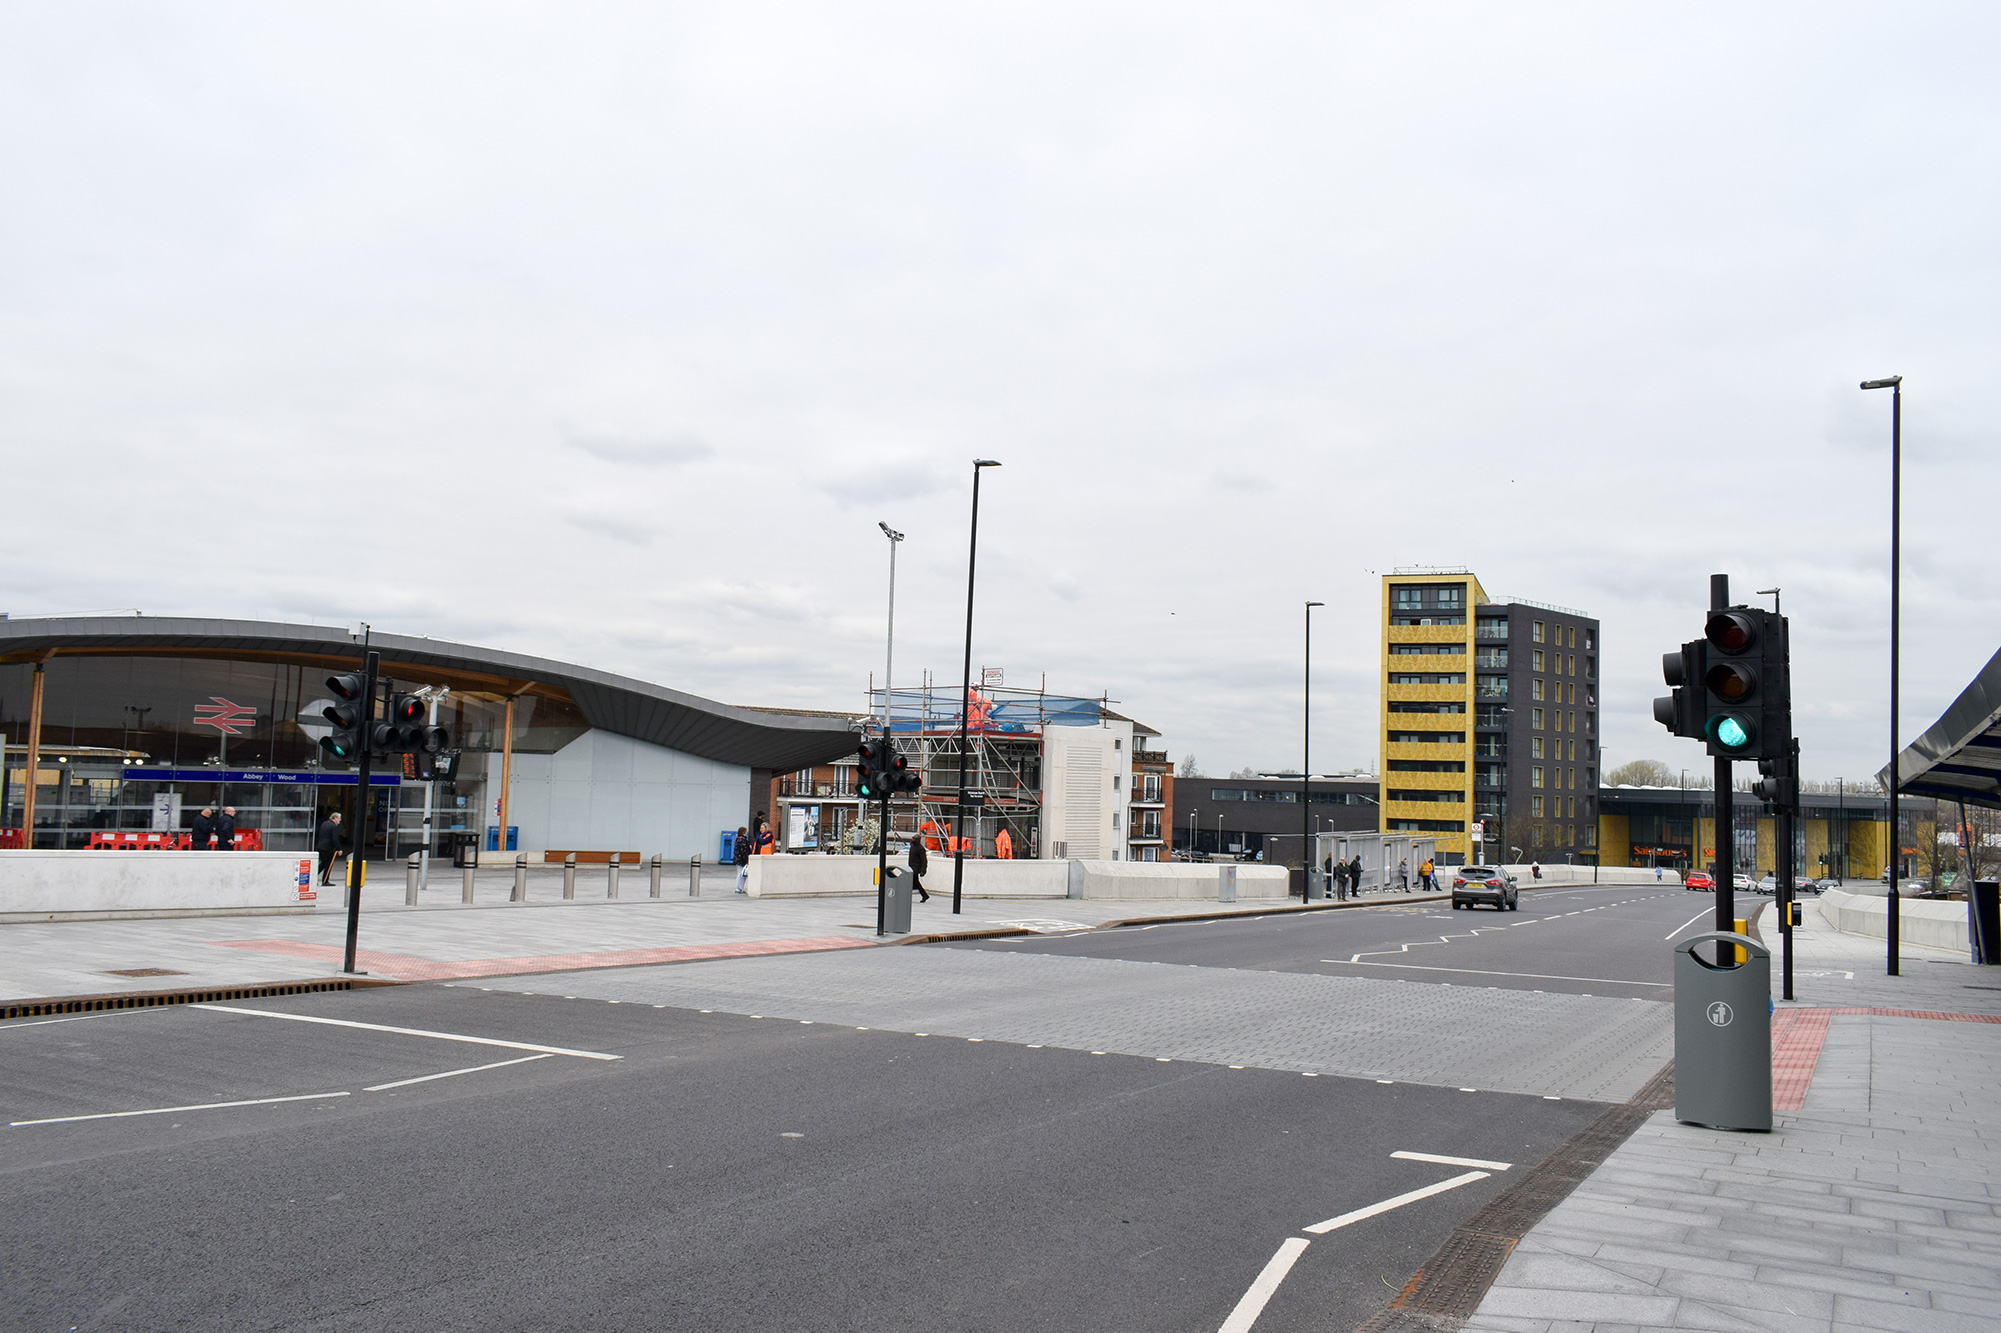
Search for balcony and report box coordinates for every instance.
[1475,622,1509,640]
[1474,652,1507,670]
[1474,679,1510,700]
[1133,750,1169,766]
[778,777,853,798]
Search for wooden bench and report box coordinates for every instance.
[543,850,643,865]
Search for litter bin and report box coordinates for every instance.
[1673,931,1772,1132]
[882,869,912,934]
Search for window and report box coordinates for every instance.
[1532,650,1544,672]
[1533,825,1545,848]
[1391,701,1467,714]
[1585,656,1596,679]
[1531,737,1544,760]
[1584,824,1597,848]
[1567,682,1576,704]
[1532,621,1545,643]
[1531,766,1544,788]
[1584,631,1595,650]
[1568,769,1577,790]
[1389,673,1465,685]
[1475,617,1508,640]
[1585,769,1595,788]
[1388,819,1465,833]
[1531,708,1544,729]
[1475,704,1506,727]
[1474,734,1507,757]
[1388,760,1466,772]
[1532,679,1544,702]
[1114,739,1122,751]
[1567,655,1576,676]
[1531,795,1544,818]
[1388,731,1466,745]
[1391,643,1465,655]
[1568,711,1576,732]
[1475,763,1505,787]
[1568,628,1577,648]
[1112,775,1121,791]
[1475,676,1508,699]
[1112,812,1120,829]
[1389,789,1464,803]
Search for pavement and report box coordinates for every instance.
[1453,893,2001,1333]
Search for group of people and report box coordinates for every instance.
[1322,853,1365,899]
[188,806,241,850]
[731,813,779,893]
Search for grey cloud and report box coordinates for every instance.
[566,435,715,467]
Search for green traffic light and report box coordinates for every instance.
[1716,717,1749,748]
[1705,713,1756,753]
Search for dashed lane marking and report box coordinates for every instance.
[1324,961,1670,987]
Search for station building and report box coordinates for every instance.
[0,616,859,860]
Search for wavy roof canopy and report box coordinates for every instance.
[1888,643,2001,811]
[0,616,863,772]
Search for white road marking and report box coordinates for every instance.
[1302,1171,1491,1234]
[1324,961,1668,987]
[363,1053,552,1092]
[1,1008,176,1031]
[190,1004,621,1060]
[1216,1237,1310,1333]
[1665,910,1711,941]
[12,1090,349,1126]
[1392,1150,1513,1171]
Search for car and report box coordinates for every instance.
[1452,865,1518,911]
[1807,878,1839,895]
[1733,873,1755,892]
[1755,874,1779,895]
[1685,871,1715,891]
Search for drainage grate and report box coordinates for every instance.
[102,968,188,978]
[2,976,402,1022]
[1353,1063,1676,1333]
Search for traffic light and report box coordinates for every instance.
[1653,641,1705,740]
[855,739,888,802]
[1701,609,1764,759]
[1752,739,1798,810]
[320,671,369,761]
[889,752,922,794]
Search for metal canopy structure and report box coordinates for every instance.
[0,615,863,772]
[1886,644,2001,810]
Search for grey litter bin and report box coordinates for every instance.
[1218,864,1238,903]
[883,870,913,935]
[1673,931,1772,1132]
[1304,869,1326,901]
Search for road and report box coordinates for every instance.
[2,886,1686,1332]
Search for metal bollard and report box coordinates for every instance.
[563,852,577,900]
[463,861,476,904]
[649,853,663,898]
[406,852,421,906]
[607,852,622,899]
[688,855,702,897]
[512,851,528,903]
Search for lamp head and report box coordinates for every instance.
[1859,376,1902,390]
[973,459,1001,468]
[879,521,904,542]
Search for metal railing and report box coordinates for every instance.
[1474,682,1510,699]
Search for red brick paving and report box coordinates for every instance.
[1769,1005,1998,1112]
[212,935,876,982]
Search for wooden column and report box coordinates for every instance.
[498,695,516,854]
[21,662,45,845]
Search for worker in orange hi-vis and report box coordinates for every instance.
[995,826,1013,860]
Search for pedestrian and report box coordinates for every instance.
[1398,858,1410,893]
[1350,855,1364,895]
[907,835,931,902]
[733,825,751,893]
[995,826,1014,860]
[315,811,345,886]
[1338,858,1352,899]
[1322,854,1336,900]
[754,813,776,857]
[191,806,217,850]
[217,806,238,850]
[1654,864,1663,883]
[1531,860,1542,882]
[1420,857,1434,892]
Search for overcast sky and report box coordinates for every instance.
[3,4,1996,784]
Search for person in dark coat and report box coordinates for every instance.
[733,825,752,893]
[191,807,217,850]
[907,837,931,902]
[315,812,345,886]
[217,806,239,850]
[1349,856,1364,896]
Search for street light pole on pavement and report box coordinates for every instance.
[952,459,1001,915]
[1302,601,1322,899]
[1862,374,1902,976]
[878,522,904,734]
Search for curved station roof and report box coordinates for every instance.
[0,615,862,772]
[1888,643,2001,811]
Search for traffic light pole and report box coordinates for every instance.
[342,649,380,975]
[875,730,891,938]
[1776,753,1795,1001]
[1710,575,1734,943]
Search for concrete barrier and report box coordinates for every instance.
[1819,888,1970,953]
[742,856,1287,901]
[0,850,321,922]
[1504,864,1682,886]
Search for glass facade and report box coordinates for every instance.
[1,656,590,853]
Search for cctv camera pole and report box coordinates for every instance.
[1711,576,1735,939]
[342,649,380,975]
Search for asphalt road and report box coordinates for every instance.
[3,981,1602,1333]
[949,882,1714,998]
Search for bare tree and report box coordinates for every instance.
[1228,767,1259,780]
[1606,758,1676,787]
[1177,754,1202,778]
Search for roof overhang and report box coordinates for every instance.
[1884,644,2001,811]
[0,616,864,772]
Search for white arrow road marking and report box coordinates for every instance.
[1216,1237,1310,1333]
[1303,1171,1491,1234]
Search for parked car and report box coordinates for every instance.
[1686,871,1715,891]
[1807,878,1839,895]
[1733,873,1755,892]
[1452,866,1519,911]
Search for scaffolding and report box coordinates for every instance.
[866,674,1106,857]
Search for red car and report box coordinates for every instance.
[1685,871,1715,891]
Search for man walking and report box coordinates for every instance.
[191,806,217,850]
[907,835,931,903]
[1398,858,1410,893]
[733,825,751,893]
[217,806,238,850]
[315,811,344,886]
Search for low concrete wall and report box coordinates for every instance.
[1820,888,1970,953]
[743,856,1287,901]
[1503,864,1682,886]
[0,850,322,922]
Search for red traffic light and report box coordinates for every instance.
[327,671,367,701]
[1705,611,1758,654]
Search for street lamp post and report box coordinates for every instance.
[1303,600,1323,899]
[878,522,904,733]
[951,460,1001,915]
[1862,374,1902,976]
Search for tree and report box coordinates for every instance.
[1606,759,1676,787]
[1177,754,1202,778]
[1228,767,1259,779]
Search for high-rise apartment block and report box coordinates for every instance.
[1379,571,1600,865]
